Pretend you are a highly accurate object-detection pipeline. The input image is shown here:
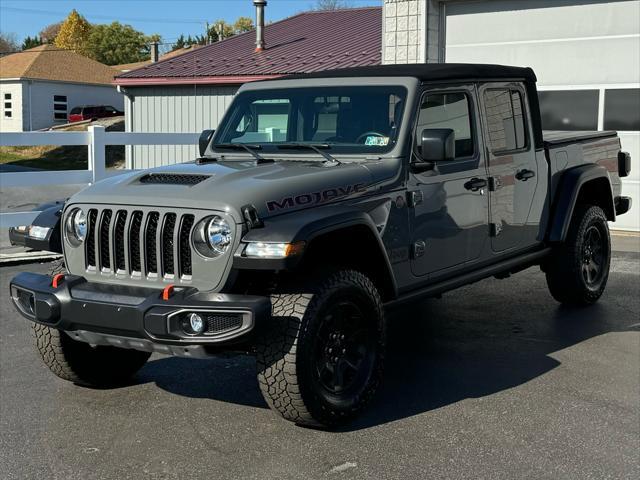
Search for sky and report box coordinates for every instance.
[0,0,381,46]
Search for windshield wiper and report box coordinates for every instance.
[276,143,342,165]
[212,143,272,164]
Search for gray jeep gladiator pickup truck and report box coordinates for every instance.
[10,64,632,428]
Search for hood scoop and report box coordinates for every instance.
[139,173,211,186]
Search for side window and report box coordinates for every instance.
[415,92,474,158]
[53,95,68,121]
[3,92,12,118]
[484,88,527,153]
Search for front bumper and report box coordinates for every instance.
[10,272,271,358]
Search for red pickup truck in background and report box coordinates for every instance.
[68,105,123,123]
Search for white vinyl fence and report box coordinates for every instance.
[0,126,199,228]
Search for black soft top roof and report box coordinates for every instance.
[282,63,537,83]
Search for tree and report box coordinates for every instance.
[206,20,234,43]
[234,16,254,33]
[314,0,351,10]
[87,22,161,65]
[39,22,63,44]
[54,10,92,55]
[0,32,19,53]
[21,35,44,50]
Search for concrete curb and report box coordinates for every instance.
[0,251,62,266]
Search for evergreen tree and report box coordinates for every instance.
[21,35,44,50]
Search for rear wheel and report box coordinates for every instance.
[32,323,151,387]
[545,204,611,305]
[255,270,385,428]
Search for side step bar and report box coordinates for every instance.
[386,248,551,309]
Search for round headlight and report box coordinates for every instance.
[206,216,232,255]
[193,215,233,258]
[66,208,86,245]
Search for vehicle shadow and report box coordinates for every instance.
[141,279,635,430]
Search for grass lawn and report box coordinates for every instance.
[0,119,125,170]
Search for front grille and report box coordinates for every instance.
[129,211,143,272]
[179,215,195,276]
[84,208,195,281]
[114,210,127,272]
[205,313,243,335]
[86,209,98,268]
[99,210,112,270]
[139,173,210,186]
[162,213,177,276]
[145,212,160,275]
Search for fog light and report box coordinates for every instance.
[11,286,36,318]
[182,312,205,335]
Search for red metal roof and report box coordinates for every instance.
[115,7,381,86]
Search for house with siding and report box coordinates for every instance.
[114,7,382,169]
[0,45,123,132]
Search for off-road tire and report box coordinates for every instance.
[32,323,151,387]
[545,204,611,306]
[255,270,386,428]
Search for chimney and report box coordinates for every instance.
[254,0,267,52]
[150,41,159,63]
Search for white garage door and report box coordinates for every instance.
[445,0,640,231]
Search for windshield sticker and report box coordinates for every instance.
[365,136,390,147]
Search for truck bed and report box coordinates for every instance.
[543,130,622,203]
[543,130,617,146]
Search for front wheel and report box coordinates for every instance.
[32,323,151,387]
[255,270,386,428]
[545,204,611,306]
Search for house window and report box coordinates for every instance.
[538,90,599,131]
[53,95,68,121]
[484,88,527,153]
[604,88,640,131]
[3,93,12,118]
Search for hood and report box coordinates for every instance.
[68,159,401,223]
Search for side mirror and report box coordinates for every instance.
[421,128,455,162]
[199,129,215,157]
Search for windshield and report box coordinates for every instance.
[213,86,407,155]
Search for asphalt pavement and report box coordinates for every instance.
[0,253,638,480]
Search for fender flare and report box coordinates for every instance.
[235,205,398,296]
[548,164,615,243]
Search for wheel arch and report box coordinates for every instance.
[238,207,398,301]
[548,164,615,243]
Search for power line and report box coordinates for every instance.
[1,6,204,24]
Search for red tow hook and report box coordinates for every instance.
[162,285,175,301]
[52,274,65,289]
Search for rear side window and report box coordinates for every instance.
[415,92,474,158]
[604,89,640,131]
[484,88,527,153]
[70,107,81,114]
[538,90,599,131]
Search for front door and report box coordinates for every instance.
[409,85,489,278]
[479,83,540,252]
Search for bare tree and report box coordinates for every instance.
[0,32,19,54]
[314,0,352,10]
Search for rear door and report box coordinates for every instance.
[479,83,539,253]
[408,84,490,278]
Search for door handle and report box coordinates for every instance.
[464,178,488,192]
[516,169,535,181]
